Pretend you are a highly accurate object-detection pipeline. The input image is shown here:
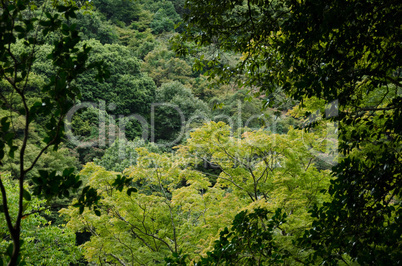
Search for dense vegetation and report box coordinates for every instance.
[0,0,400,265]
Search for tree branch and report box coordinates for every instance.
[0,177,15,236]
[155,168,178,253]
[105,253,127,266]
[113,209,174,253]
[24,114,64,173]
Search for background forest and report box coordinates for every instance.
[0,0,400,265]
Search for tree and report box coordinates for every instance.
[178,121,333,264]
[67,39,156,146]
[208,88,297,134]
[193,208,289,266]
[142,45,193,87]
[166,208,289,266]
[0,175,81,265]
[77,39,156,117]
[140,0,181,34]
[0,0,105,264]
[153,81,209,143]
[62,122,332,264]
[176,0,402,264]
[91,0,143,26]
[73,10,119,44]
[94,137,160,172]
[61,154,241,265]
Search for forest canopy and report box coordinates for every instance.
[1,0,401,265]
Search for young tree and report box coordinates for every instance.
[0,175,81,264]
[62,122,332,264]
[0,0,105,264]
[178,121,333,263]
[61,154,241,265]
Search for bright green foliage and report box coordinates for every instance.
[1,0,325,264]
[61,157,242,264]
[0,175,81,265]
[182,121,331,204]
[62,122,332,264]
[165,208,289,265]
[179,122,332,264]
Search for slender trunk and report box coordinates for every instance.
[9,230,20,266]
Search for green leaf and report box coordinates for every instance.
[23,189,31,201]
[38,170,48,178]
[14,25,24,32]
[6,243,13,257]
[8,146,18,159]
[7,4,16,11]
[62,167,75,177]
[127,187,137,196]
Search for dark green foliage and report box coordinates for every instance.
[130,9,154,32]
[170,0,186,17]
[69,40,156,142]
[164,251,188,266]
[77,40,156,117]
[150,9,175,34]
[142,45,193,87]
[112,174,137,196]
[135,38,157,59]
[301,96,402,264]
[195,208,289,265]
[0,112,81,178]
[137,0,181,34]
[141,0,181,21]
[210,90,296,133]
[73,186,102,215]
[178,0,402,264]
[153,81,209,142]
[31,168,82,200]
[92,0,143,25]
[95,138,160,172]
[0,1,105,263]
[74,10,119,44]
[78,147,105,165]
